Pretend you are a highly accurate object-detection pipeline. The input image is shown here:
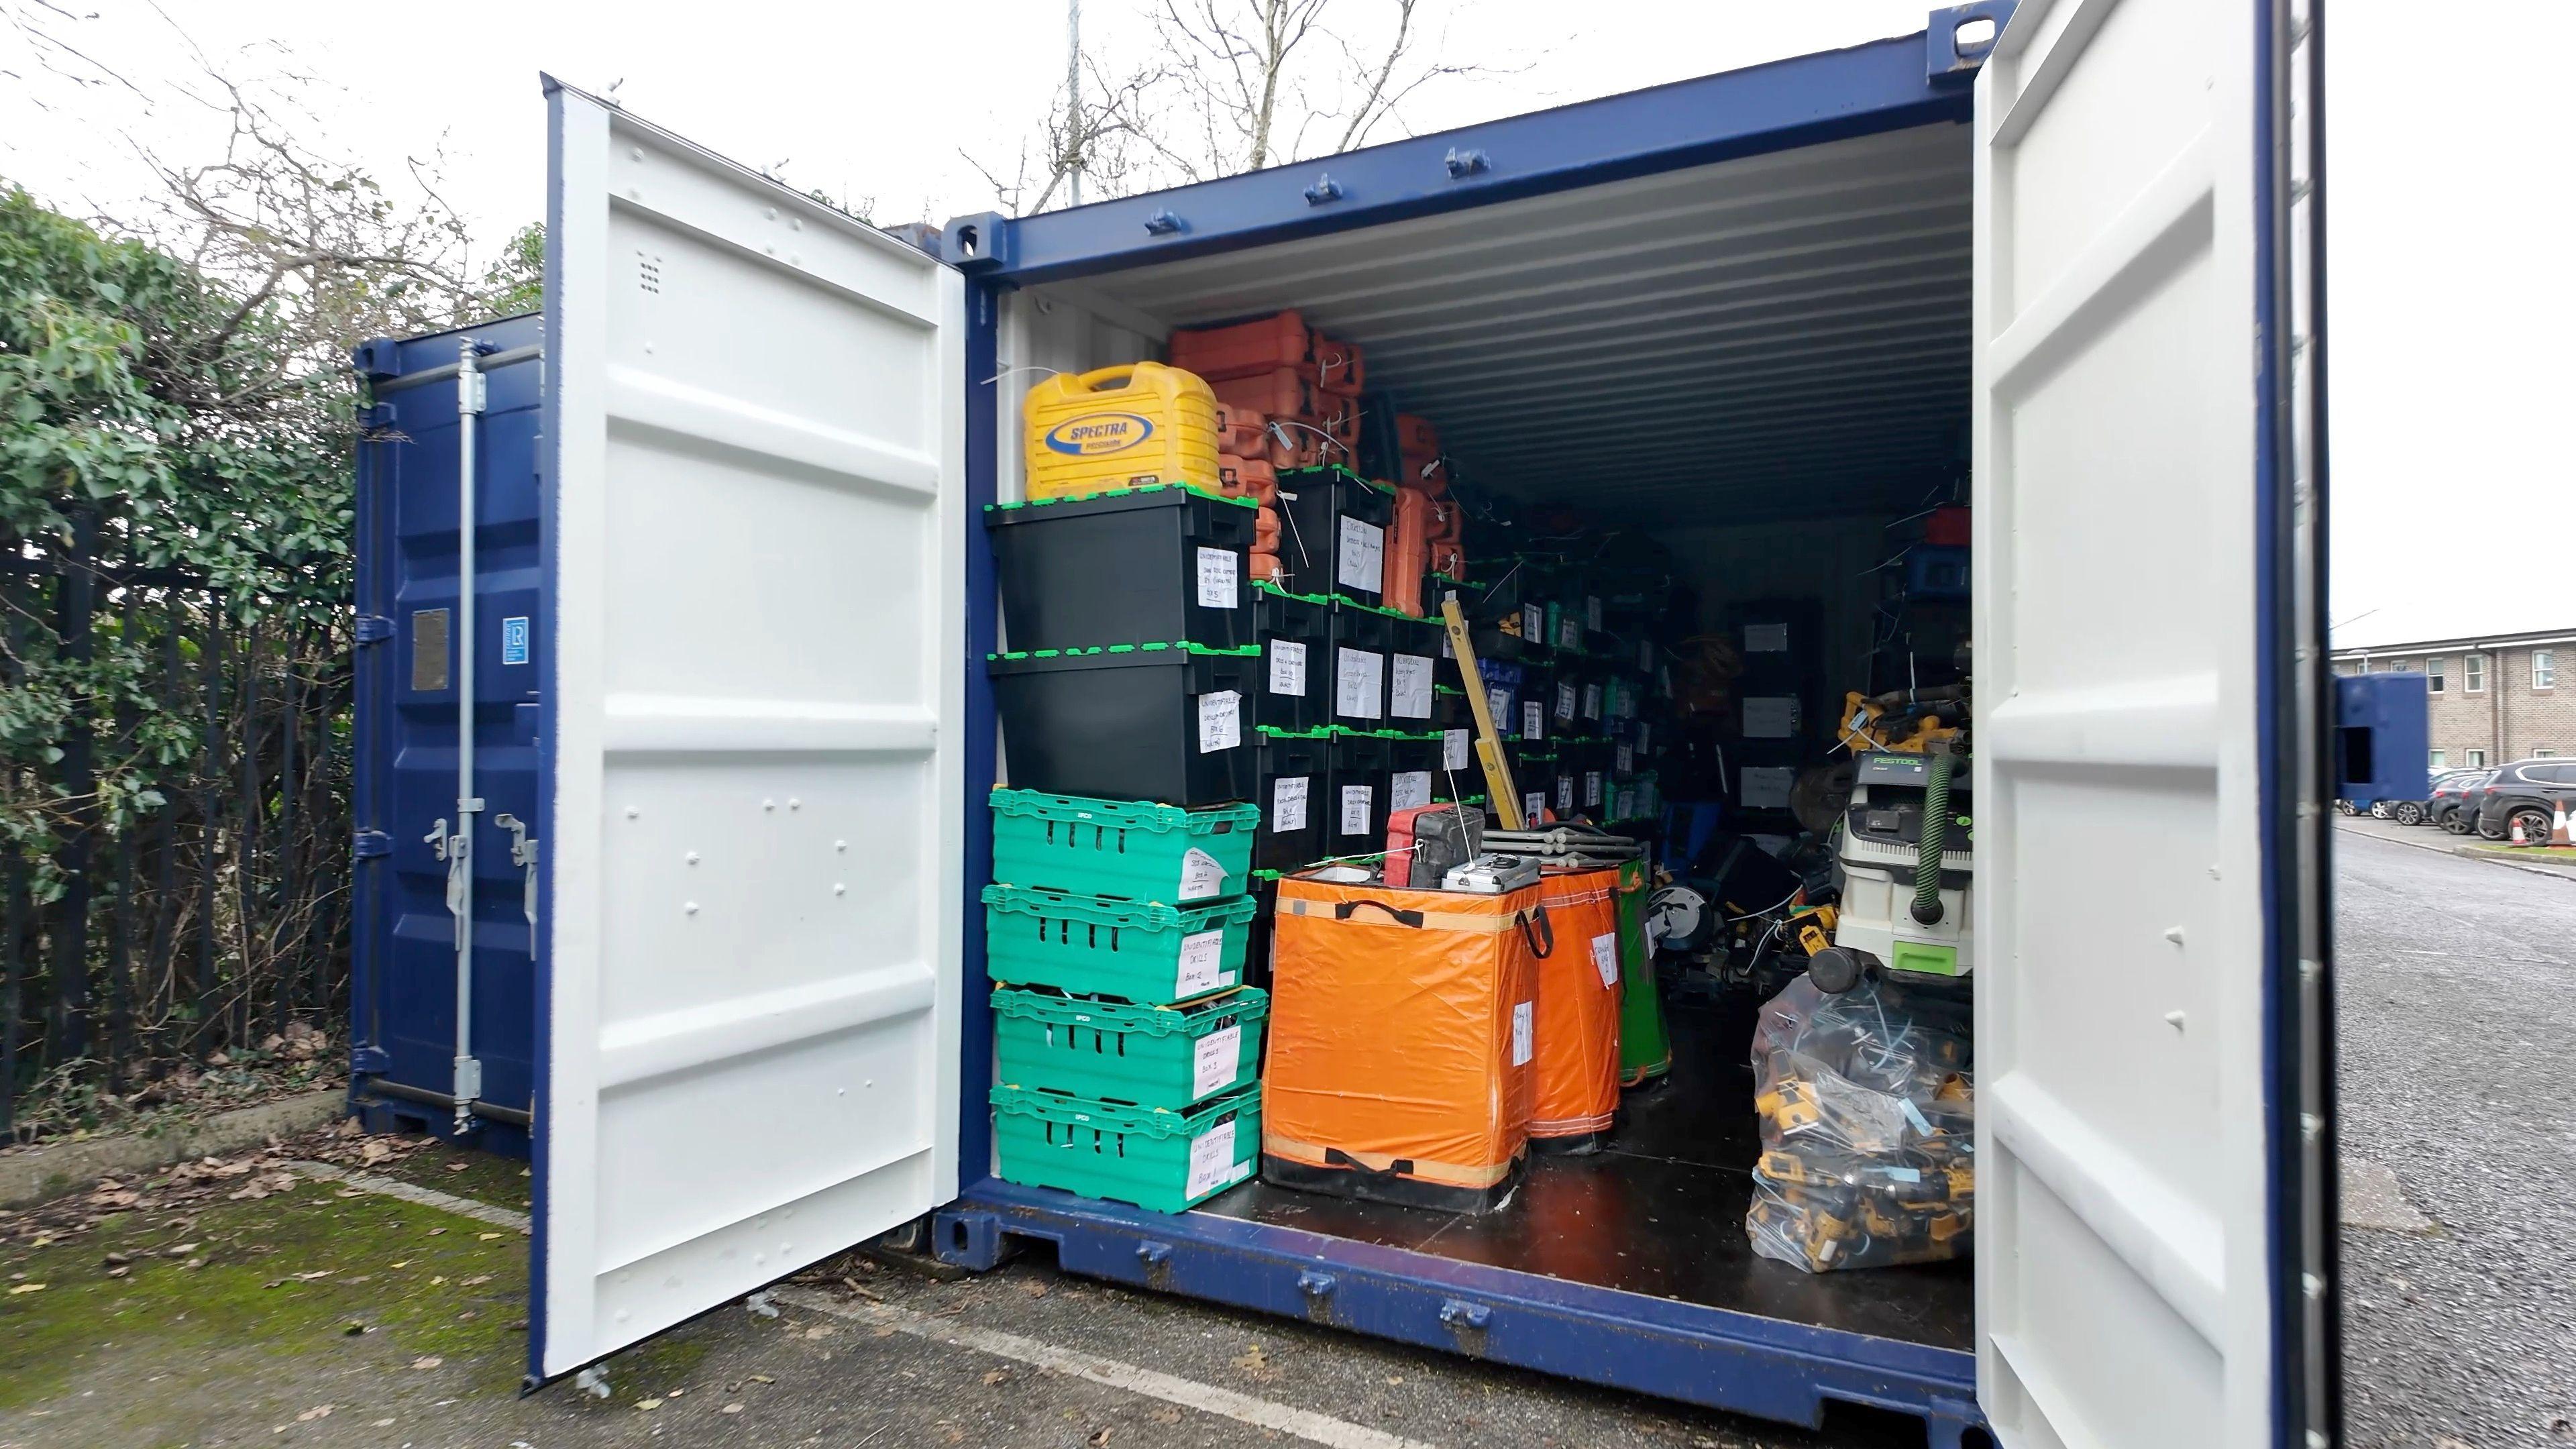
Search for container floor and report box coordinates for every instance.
[1193,992,1975,1352]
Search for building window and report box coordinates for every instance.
[2466,749,2487,768]
[2465,654,2487,693]
[2430,749,2448,769]
[2427,657,2447,692]
[2536,650,2556,690]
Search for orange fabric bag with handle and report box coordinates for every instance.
[1261,871,1548,1212]
[1528,869,1623,1151]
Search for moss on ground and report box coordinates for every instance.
[0,1175,528,1412]
[359,1141,534,1212]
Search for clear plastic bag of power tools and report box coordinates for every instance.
[1746,973,1974,1271]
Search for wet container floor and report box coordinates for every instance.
[1193,992,1974,1352]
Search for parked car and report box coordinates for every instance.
[2471,759,2576,843]
[2395,769,2483,826]
[2434,770,2500,834]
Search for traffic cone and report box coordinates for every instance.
[2510,816,2530,847]
[2554,800,2573,847]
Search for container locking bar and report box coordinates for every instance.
[449,339,488,1130]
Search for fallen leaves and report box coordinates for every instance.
[981,1369,1010,1385]
[1148,1406,1181,1425]
[295,1405,332,1422]
[634,1398,663,1411]
[1020,1278,1049,1298]
[720,1402,744,1415]
[1231,1342,1281,1383]
[410,1356,443,1371]
[9,1282,46,1295]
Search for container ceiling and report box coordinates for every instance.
[1051,123,1972,525]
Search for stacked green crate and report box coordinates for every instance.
[985,788,1269,1211]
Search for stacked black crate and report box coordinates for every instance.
[1722,599,1824,838]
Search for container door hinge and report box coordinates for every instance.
[493,813,540,929]
[355,615,395,645]
[350,1044,392,1075]
[451,1054,484,1115]
[352,829,393,860]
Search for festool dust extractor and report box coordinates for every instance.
[1808,747,1971,993]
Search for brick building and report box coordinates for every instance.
[2332,627,2575,770]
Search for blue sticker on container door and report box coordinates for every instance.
[501,616,531,665]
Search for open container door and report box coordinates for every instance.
[530,79,969,1380]
[1970,0,2328,1444]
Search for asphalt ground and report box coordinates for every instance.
[2333,825,2576,1447]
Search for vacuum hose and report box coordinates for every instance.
[1912,752,1955,926]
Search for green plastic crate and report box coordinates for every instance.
[990,788,1260,904]
[990,1081,1260,1212]
[983,885,1257,1004]
[992,986,1268,1108]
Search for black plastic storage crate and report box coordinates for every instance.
[1251,582,1330,733]
[1324,727,1393,856]
[1385,730,1442,816]
[986,484,1259,652]
[1326,596,1392,729]
[988,643,1260,805]
[1383,612,1444,729]
[1509,745,1556,824]
[1252,724,1332,873]
[1275,467,1394,608]
[1430,725,1477,801]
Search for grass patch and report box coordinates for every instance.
[0,1177,527,1411]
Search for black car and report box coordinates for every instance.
[2393,769,2482,826]
[2434,769,2500,833]
[2472,759,2576,843]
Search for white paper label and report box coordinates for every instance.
[1487,684,1512,724]
[1884,1165,1923,1184]
[1740,766,1796,810]
[1584,769,1603,807]
[1522,700,1544,740]
[1581,683,1602,719]
[1196,547,1240,608]
[1272,775,1309,831]
[1335,647,1384,719]
[1614,786,1637,820]
[1269,639,1307,696]
[1555,775,1574,810]
[1391,770,1432,812]
[1175,927,1227,996]
[1591,932,1619,987]
[1444,728,1471,771]
[1558,614,1581,651]
[1742,696,1799,739]
[1193,1026,1244,1099]
[1197,690,1242,753]
[1745,622,1789,652]
[1521,604,1544,641]
[1178,847,1226,900]
[1617,742,1634,774]
[1586,596,1603,632]
[1337,516,1385,593]
[1389,655,1434,718]
[1338,784,1374,836]
[1185,1118,1240,1199]
[1523,791,1547,822]
[1554,682,1576,722]
[1511,1002,1534,1065]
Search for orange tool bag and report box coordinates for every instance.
[1382,487,1435,618]
[1212,370,1321,431]
[1216,405,1269,458]
[1262,872,1548,1212]
[1528,869,1623,1153]
[1218,455,1278,506]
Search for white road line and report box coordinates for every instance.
[771,1285,1445,1449]
[288,1161,531,1231]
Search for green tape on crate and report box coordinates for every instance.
[989,1081,1260,1212]
[984,481,1256,513]
[981,885,1256,1004]
[992,986,1269,1108]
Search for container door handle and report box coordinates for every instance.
[493,813,540,930]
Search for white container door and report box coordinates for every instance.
[531,80,968,1379]
[1970,1,2326,1444]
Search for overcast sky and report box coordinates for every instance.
[3,1,2565,651]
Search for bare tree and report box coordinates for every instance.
[973,0,1499,213]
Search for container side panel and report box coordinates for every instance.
[535,83,967,1379]
[1970,1,2288,1444]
